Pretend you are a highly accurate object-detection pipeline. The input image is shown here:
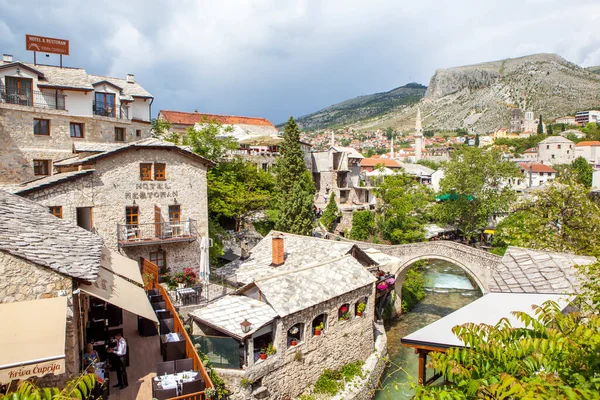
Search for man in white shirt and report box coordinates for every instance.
[107,333,128,389]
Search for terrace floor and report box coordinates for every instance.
[107,310,161,400]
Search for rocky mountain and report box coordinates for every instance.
[291,83,426,131]
[588,65,600,75]
[300,54,600,133]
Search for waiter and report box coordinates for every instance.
[108,332,128,389]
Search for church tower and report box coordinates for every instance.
[414,107,423,161]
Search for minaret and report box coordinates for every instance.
[414,107,423,161]
[390,134,394,159]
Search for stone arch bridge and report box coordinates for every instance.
[355,240,502,293]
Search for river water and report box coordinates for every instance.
[374,260,482,400]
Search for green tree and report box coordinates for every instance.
[547,123,554,135]
[435,147,520,242]
[376,173,432,244]
[561,123,566,132]
[320,193,339,232]
[385,127,394,140]
[423,130,435,138]
[184,118,239,162]
[349,210,376,241]
[494,182,600,256]
[474,133,480,147]
[0,374,98,400]
[569,156,593,187]
[151,117,172,138]
[273,117,315,235]
[537,114,544,134]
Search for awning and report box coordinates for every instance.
[80,266,158,323]
[100,246,143,285]
[0,297,68,383]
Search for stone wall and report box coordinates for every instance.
[22,147,209,272]
[0,251,80,387]
[0,103,152,183]
[218,284,376,400]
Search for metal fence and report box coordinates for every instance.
[1,86,65,110]
[117,220,196,245]
[191,335,242,369]
[93,101,129,119]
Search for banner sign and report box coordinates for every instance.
[0,358,65,384]
[26,34,70,56]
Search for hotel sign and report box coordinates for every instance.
[26,34,70,56]
[0,358,65,383]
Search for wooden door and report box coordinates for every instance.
[154,205,162,238]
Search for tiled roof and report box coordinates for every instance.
[360,158,401,168]
[73,142,126,153]
[490,246,595,294]
[539,136,574,144]
[189,295,277,340]
[216,231,376,285]
[254,255,376,317]
[517,163,556,173]
[398,162,435,176]
[0,190,102,280]
[159,110,276,127]
[88,74,153,98]
[523,147,538,153]
[331,146,364,159]
[11,170,94,195]
[576,141,600,147]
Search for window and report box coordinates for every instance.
[140,163,152,181]
[338,304,351,321]
[558,144,562,149]
[546,145,550,150]
[136,129,141,138]
[312,314,327,336]
[70,123,84,138]
[115,127,125,142]
[33,160,50,176]
[125,206,139,240]
[49,206,62,219]
[150,251,167,275]
[154,163,166,181]
[33,119,50,135]
[287,323,304,348]
[94,92,116,117]
[551,154,555,159]
[169,205,181,236]
[355,297,368,317]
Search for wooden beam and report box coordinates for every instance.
[417,350,427,385]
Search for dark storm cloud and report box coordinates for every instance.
[1,0,599,124]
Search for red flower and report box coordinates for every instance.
[340,306,348,313]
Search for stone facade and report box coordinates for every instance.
[216,284,376,400]
[537,136,575,165]
[20,147,209,272]
[0,102,152,184]
[0,251,80,387]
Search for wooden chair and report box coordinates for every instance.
[156,360,175,376]
[154,387,177,400]
[156,310,173,320]
[152,301,167,311]
[147,289,159,296]
[159,318,174,335]
[181,379,206,395]
[175,358,193,373]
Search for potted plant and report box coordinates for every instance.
[259,348,267,360]
[266,343,276,357]
[143,272,155,289]
[356,303,366,317]
[205,387,216,399]
[377,282,389,291]
[290,339,297,346]
[314,322,324,336]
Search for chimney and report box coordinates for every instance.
[126,73,135,83]
[271,233,284,266]
[3,54,13,63]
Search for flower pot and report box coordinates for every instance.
[357,311,363,317]
[314,329,322,336]
[259,353,267,360]
[291,340,297,346]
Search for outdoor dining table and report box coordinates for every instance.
[154,371,199,396]
[160,332,186,360]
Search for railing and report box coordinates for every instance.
[0,86,65,110]
[93,101,130,119]
[117,220,196,246]
[148,260,212,400]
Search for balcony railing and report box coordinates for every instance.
[93,101,130,119]
[0,86,66,110]
[117,219,196,247]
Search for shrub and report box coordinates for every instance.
[314,369,343,395]
[340,361,364,381]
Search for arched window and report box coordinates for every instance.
[312,314,327,336]
[355,297,368,317]
[338,304,351,321]
[287,323,304,348]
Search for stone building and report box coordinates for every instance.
[196,232,378,399]
[512,162,557,190]
[11,138,213,273]
[312,146,364,207]
[575,140,600,167]
[537,136,575,165]
[0,54,153,184]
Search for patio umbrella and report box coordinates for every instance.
[200,236,210,284]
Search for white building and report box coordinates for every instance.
[537,136,575,165]
[555,116,576,125]
[575,110,600,126]
[575,141,600,167]
[0,54,153,183]
[431,169,445,192]
[522,147,538,161]
[513,163,557,190]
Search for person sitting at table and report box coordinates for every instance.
[83,343,100,369]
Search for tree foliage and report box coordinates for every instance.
[0,373,98,400]
[184,118,239,162]
[349,210,376,241]
[494,134,548,155]
[537,114,544,134]
[273,117,315,235]
[416,301,600,399]
[435,147,520,241]
[320,193,339,232]
[151,117,172,137]
[494,182,600,256]
[376,173,432,244]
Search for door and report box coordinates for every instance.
[169,205,181,237]
[154,205,162,238]
[94,92,116,117]
[125,206,139,239]
[6,77,33,106]
[76,207,93,231]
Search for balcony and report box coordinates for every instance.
[93,101,130,119]
[0,86,66,110]
[117,219,197,247]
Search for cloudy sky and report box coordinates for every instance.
[1,0,600,124]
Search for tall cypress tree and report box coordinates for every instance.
[537,114,544,134]
[273,117,315,235]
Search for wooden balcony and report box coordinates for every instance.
[117,220,197,248]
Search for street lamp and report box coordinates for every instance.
[240,319,252,334]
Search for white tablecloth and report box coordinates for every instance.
[157,371,199,395]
